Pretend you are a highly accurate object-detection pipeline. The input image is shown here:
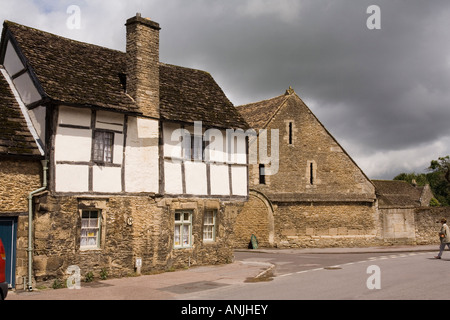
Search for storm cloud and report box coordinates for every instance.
[1,0,450,179]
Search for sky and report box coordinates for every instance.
[1,0,450,180]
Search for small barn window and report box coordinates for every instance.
[310,163,314,185]
[289,122,293,145]
[259,164,266,185]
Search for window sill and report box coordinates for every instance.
[80,247,102,252]
[173,246,193,250]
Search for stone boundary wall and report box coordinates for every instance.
[414,207,450,245]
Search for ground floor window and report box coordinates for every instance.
[80,210,101,249]
[203,210,217,242]
[174,211,192,248]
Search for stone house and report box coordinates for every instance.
[0,14,249,289]
[372,180,434,243]
[235,88,379,248]
[0,70,43,289]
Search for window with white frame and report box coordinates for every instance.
[174,211,192,248]
[80,210,101,249]
[203,210,217,242]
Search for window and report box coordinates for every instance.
[288,122,293,145]
[93,131,114,163]
[259,164,266,185]
[174,211,192,248]
[80,210,101,249]
[184,133,209,161]
[203,210,217,242]
[310,163,314,185]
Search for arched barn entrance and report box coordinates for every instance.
[233,190,275,248]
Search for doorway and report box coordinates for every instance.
[0,218,17,288]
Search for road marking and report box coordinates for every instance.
[274,252,434,279]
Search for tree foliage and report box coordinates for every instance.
[393,156,450,206]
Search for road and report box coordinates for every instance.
[6,246,446,301]
[180,249,446,300]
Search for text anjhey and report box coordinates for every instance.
[181,304,269,317]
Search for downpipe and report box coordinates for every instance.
[27,160,48,292]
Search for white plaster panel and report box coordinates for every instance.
[210,164,230,196]
[185,161,207,195]
[96,110,124,132]
[205,129,226,163]
[137,117,159,138]
[55,164,89,193]
[231,166,248,196]
[12,72,41,105]
[164,161,183,194]
[227,132,247,165]
[3,40,24,76]
[93,166,122,193]
[55,126,92,162]
[163,122,182,160]
[113,133,124,165]
[59,106,91,127]
[125,117,159,193]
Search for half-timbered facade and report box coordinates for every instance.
[0,14,249,289]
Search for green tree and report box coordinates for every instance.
[393,156,450,206]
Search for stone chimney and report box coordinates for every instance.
[125,13,160,119]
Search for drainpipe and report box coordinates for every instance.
[27,160,48,291]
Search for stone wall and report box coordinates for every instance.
[31,193,242,286]
[273,202,381,248]
[0,159,42,288]
[0,159,41,213]
[414,207,450,245]
[251,94,375,200]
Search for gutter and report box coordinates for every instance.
[27,160,48,291]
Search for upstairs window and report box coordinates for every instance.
[93,131,114,164]
[184,133,208,161]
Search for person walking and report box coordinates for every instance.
[435,218,450,259]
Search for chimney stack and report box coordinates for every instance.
[126,13,160,119]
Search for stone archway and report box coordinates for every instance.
[233,190,275,248]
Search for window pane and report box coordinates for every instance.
[174,225,181,246]
[183,225,189,246]
[175,212,181,221]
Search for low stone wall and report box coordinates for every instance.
[414,207,450,245]
[273,202,382,248]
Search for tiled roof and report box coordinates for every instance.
[4,21,138,113]
[372,180,422,207]
[1,21,248,129]
[236,94,288,130]
[0,71,41,157]
[160,63,248,129]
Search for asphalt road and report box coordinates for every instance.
[183,249,444,300]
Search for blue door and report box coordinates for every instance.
[0,218,17,288]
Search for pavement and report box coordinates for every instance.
[5,244,439,300]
